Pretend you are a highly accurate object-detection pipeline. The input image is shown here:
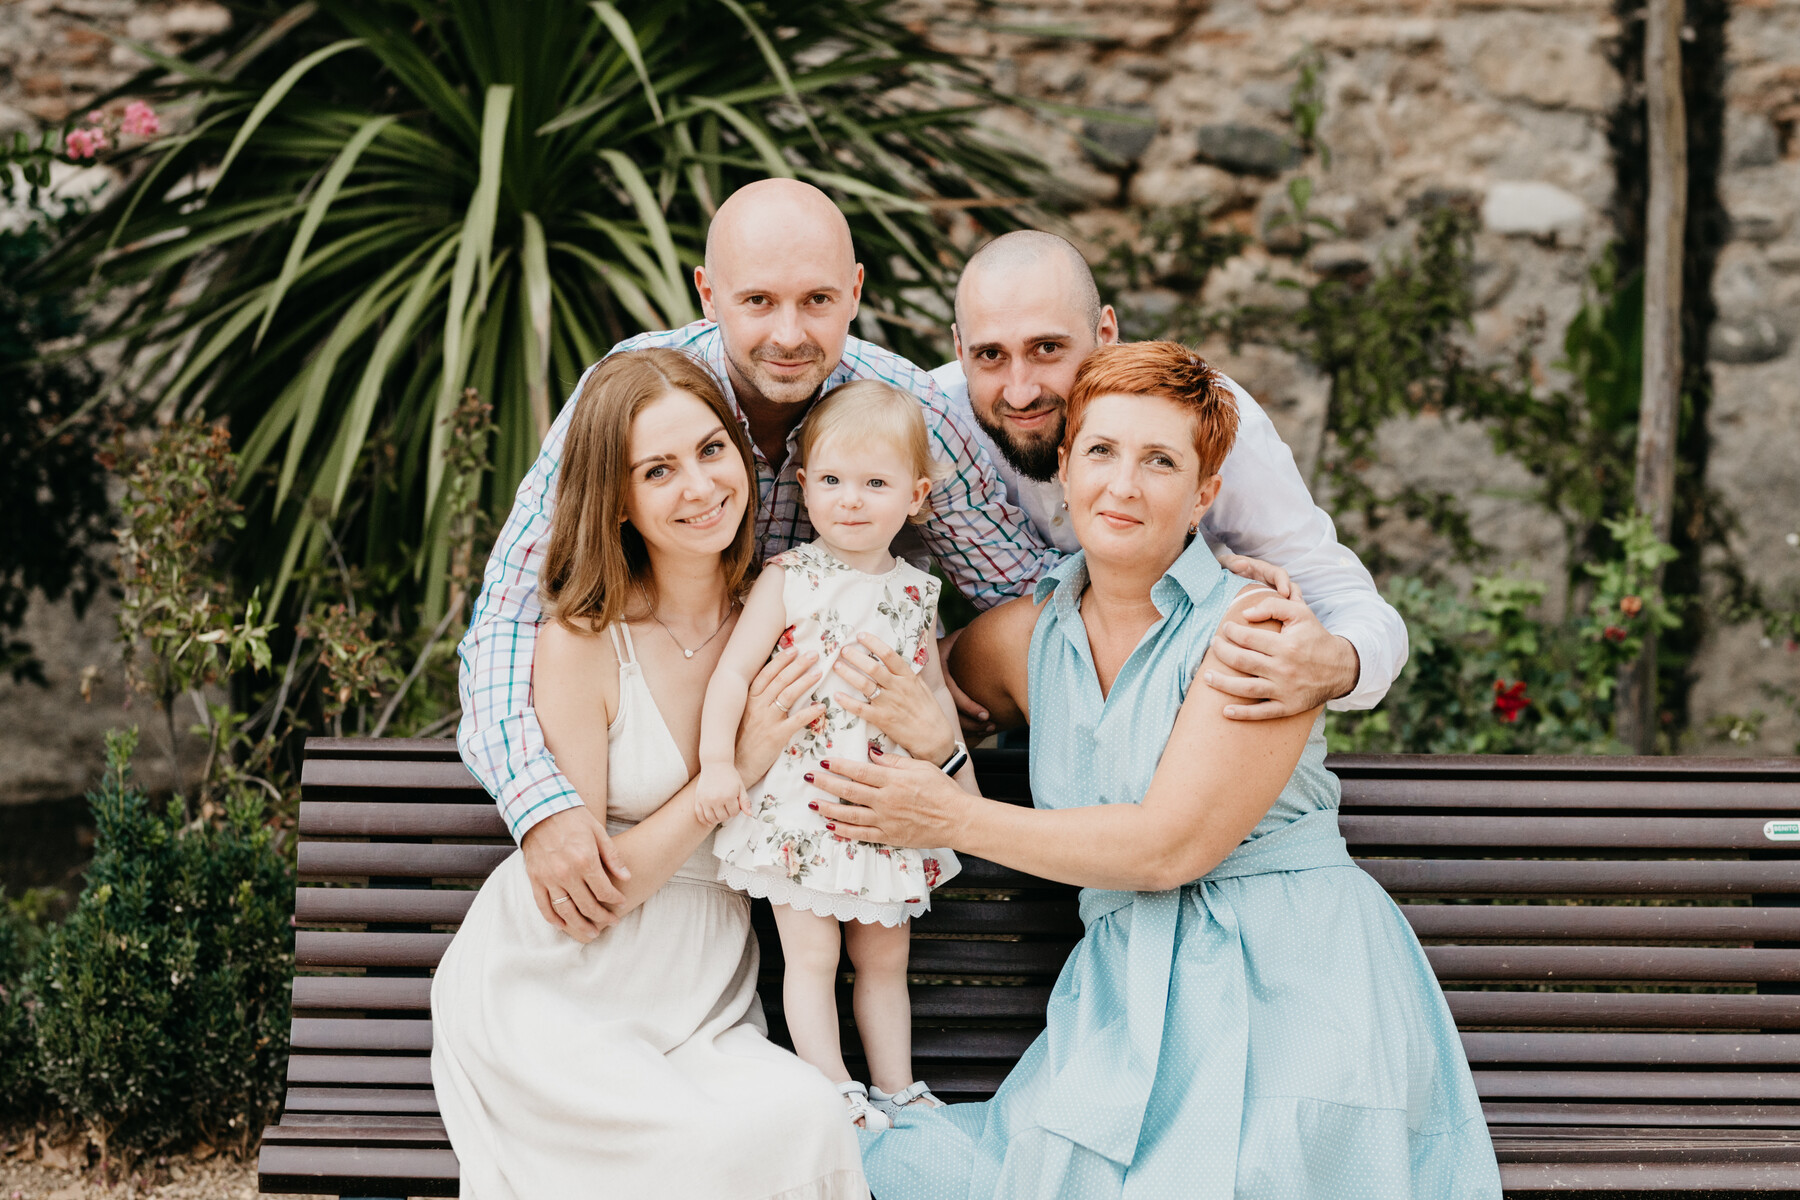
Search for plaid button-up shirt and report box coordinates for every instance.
[457,320,1055,840]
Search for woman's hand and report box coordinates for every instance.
[809,754,970,849]
[834,634,958,764]
[735,646,826,783]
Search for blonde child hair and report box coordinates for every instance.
[795,380,947,525]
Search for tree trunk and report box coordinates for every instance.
[1619,0,1687,754]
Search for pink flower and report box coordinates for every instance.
[87,109,106,124]
[121,101,161,138]
[64,127,108,159]
[913,644,929,667]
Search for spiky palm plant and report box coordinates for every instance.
[38,0,1042,622]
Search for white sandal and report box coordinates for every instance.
[838,1080,892,1131]
[869,1080,944,1120]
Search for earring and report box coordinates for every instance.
[1060,499,1069,510]
[1188,523,1199,536]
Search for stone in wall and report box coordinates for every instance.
[1687,0,1800,757]
[901,0,1620,604]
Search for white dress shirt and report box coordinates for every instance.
[930,360,1407,711]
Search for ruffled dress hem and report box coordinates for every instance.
[719,861,926,926]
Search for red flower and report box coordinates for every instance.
[1618,595,1643,617]
[1603,625,1628,643]
[1492,680,1531,724]
[913,644,929,667]
[904,585,921,603]
[777,625,796,650]
[923,857,942,888]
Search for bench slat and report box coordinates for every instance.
[296,930,452,968]
[303,757,482,792]
[1464,1033,1800,1065]
[1339,778,1800,811]
[1445,991,1800,1029]
[298,842,513,880]
[288,1055,433,1085]
[257,1143,459,1196]
[262,1115,448,1146]
[282,1086,439,1114]
[291,1018,432,1053]
[295,887,477,926]
[1343,815,1800,849]
[1401,904,1800,942]
[1363,858,1800,896]
[300,802,507,837]
[1425,945,1800,983]
[1473,1072,1800,1101]
[1483,1102,1800,1128]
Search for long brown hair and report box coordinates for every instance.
[541,348,757,632]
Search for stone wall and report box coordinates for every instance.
[908,0,1799,750]
[1690,0,1800,752]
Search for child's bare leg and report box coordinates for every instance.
[771,902,849,1083]
[845,917,915,1094]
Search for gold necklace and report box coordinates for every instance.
[638,586,735,659]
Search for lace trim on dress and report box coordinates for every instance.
[718,862,927,928]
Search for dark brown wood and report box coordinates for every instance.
[291,976,436,1012]
[257,1143,460,1197]
[1483,1103,1800,1129]
[299,801,508,838]
[1338,778,1800,811]
[1401,903,1800,942]
[1361,858,1800,897]
[1328,754,1800,781]
[289,1017,434,1053]
[287,1054,434,1086]
[1471,1071,1800,1101]
[280,1086,440,1114]
[294,887,478,926]
[1462,1032,1800,1065]
[1342,815,1792,849]
[1500,1159,1800,1189]
[1445,990,1800,1029]
[296,930,453,969]
[261,1114,450,1146]
[297,842,513,880]
[1425,945,1800,984]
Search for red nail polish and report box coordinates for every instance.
[803,772,814,783]
[808,801,818,810]
[870,746,883,756]
[820,760,830,770]
[826,822,836,831]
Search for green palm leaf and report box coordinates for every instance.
[33,0,1047,637]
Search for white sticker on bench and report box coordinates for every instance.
[1764,819,1800,841]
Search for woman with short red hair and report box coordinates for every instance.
[817,341,1501,1197]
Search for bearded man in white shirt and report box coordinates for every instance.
[931,230,1405,725]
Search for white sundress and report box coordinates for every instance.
[431,623,868,1200]
[714,540,962,926]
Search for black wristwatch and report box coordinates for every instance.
[937,741,969,777]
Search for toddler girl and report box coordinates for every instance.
[696,380,971,1131]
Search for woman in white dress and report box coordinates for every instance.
[431,348,869,1199]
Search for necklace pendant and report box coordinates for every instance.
[684,648,695,659]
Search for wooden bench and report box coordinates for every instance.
[261,738,1800,1197]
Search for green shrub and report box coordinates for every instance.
[0,886,54,1116]
[31,729,293,1159]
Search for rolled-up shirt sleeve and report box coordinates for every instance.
[1205,375,1408,711]
[456,367,593,842]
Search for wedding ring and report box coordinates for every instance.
[551,894,573,906]
[774,699,791,715]
[868,685,884,701]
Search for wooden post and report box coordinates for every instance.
[1619,0,1687,754]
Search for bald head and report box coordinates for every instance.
[695,179,864,410]
[955,230,1102,335]
[704,178,854,278]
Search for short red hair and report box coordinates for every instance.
[1064,342,1239,477]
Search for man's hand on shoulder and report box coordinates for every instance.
[520,805,630,942]
[1204,584,1361,720]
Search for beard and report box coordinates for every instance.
[724,338,832,407]
[973,398,1065,483]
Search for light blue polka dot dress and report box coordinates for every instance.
[860,539,1502,1199]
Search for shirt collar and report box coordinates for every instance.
[1033,535,1227,616]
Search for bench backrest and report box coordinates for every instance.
[286,739,1800,1125]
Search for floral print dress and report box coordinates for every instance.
[713,540,961,926]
